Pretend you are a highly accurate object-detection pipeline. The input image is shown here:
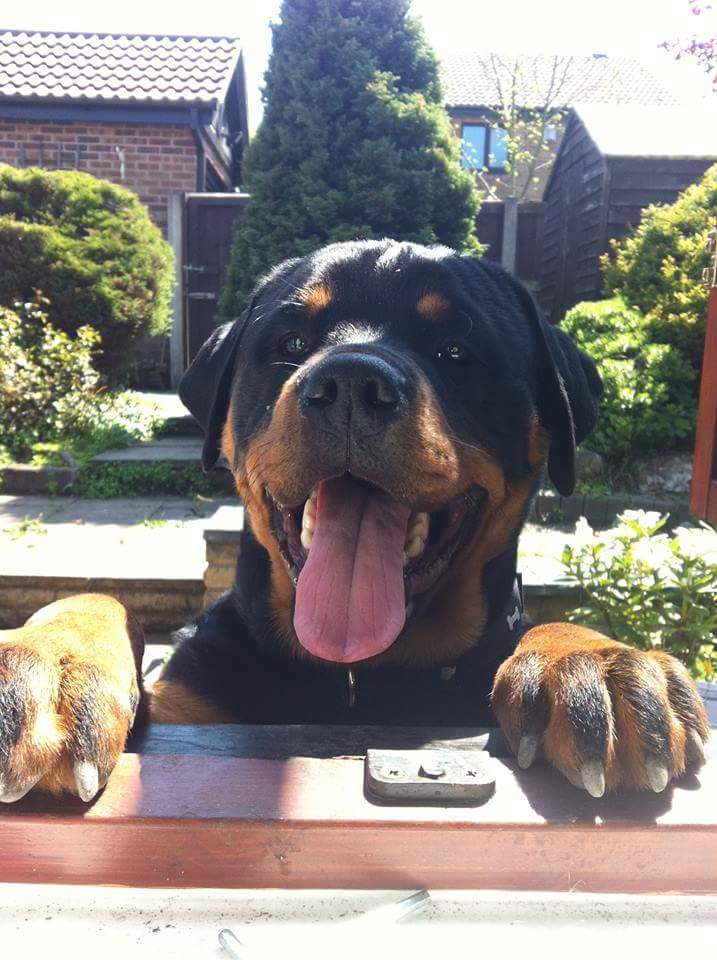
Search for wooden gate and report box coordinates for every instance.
[690,227,717,524]
[184,192,250,365]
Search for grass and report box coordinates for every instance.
[2,515,48,540]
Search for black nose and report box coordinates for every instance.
[299,352,407,429]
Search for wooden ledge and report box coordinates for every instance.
[1,725,715,892]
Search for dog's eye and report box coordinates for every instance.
[280,333,310,356]
[437,342,468,362]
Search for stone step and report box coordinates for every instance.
[89,437,234,493]
[158,414,203,437]
[92,436,203,463]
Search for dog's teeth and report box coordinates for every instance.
[300,527,313,551]
[305,497,316,518]
[408,512,429,538]
[303,512,315,533]
[404,535,426,560]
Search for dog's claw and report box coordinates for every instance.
[73,761,100,802]
[645,756,670,793]
[517,734,540,770]
[685,728,706,768]
[580,758,606,798]
[0,775,39,803]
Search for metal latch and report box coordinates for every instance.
[187,291,217,301]
[365,748,496,804]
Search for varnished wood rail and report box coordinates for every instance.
[0,724,715,893]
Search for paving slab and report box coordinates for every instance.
[92,436,202,463]
[0,494,234,579]
[134,390,188,421]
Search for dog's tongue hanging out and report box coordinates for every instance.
[294,476,411,663]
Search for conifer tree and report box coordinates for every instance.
[221,0,480,314]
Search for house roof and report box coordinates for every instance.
[0,29,243,107]
[575,102,717,159]
[442,53,683,109]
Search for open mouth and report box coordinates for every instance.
[268,475,485,664]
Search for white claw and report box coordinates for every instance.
[0,776,40,803]
[686,728,706,767]
[73,760,100,803]
[581,758,606,798]
[517,734,540,770]
[645,756,670,794]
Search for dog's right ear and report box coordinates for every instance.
[179,256,306,471]
[178,312,248,471]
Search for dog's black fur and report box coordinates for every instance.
[162,240,602,725]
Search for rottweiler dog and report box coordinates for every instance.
[0,240,708,804]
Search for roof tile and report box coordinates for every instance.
[0,29,242,105]
[441,53,684,108]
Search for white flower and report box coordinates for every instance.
[618,509,664,532]
[573,516,594,549]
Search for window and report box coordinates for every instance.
[460,124,487,170]
[460,124,509,172]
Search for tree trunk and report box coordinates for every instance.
[501,196,519,274]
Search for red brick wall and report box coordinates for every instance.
[0,118,198,235]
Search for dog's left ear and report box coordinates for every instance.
[513,283,603,495]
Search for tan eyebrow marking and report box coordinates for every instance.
[300,284,332,314]
[416,292,451,319]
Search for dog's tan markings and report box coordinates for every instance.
[226,361,549,670]
[300,284,332,315]
[220,406,237,475]
[416,292,451,320]
[492,623,709,792]
[149,680,235,723]
[380,414,548,669]
[0,594,143,798]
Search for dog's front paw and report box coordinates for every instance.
[0,597,142,803]
[492,624,709,796]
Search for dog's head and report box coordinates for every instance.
[181,240,601,667]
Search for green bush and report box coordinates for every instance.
[602,163,717,366]
[561,297,696,461]
[0,299,101,461]
[0,165,174,376]
[562,511,717,680]
[0,299,157,463]
[221,0,481,313]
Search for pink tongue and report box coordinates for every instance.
[294,476,411,663]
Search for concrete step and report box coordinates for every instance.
[0,494,234,631]
[89,437,234,493]
[92,436,203,463]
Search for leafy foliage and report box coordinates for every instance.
[0,164,174,376]
[561,298,696,461]
[0,299,101,461]
[602,163,717,366]
[71,462,213,498]
[563,511,717,680]
[463,54,573,202]
[221,0,481,314]
[0,299,157,464]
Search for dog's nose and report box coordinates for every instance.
[300,352,407,428]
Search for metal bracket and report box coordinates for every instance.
[365,748,497,804]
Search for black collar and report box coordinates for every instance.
[342,575,526,710]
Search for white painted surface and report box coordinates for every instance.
[0,886,715,958]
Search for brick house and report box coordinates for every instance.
[0,30,249,236]
[441,53,683,202]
